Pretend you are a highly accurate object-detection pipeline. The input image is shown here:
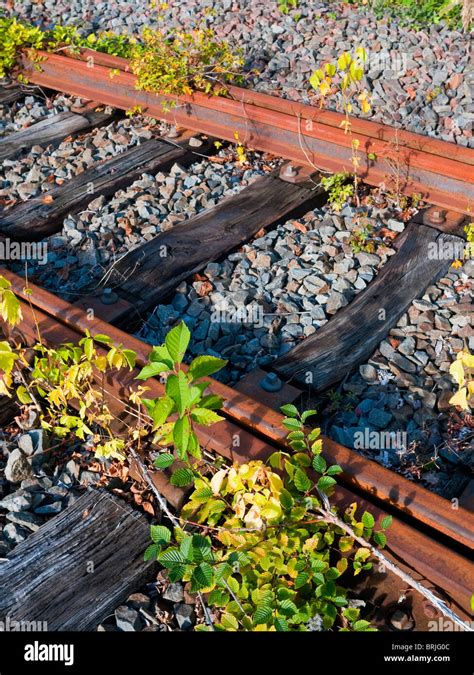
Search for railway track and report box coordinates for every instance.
[0,49,473,632]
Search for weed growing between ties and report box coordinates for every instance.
[0,280,394,631]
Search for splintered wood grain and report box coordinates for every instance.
[0,86,24,106]
[0,138,187,239]
[0,108,115,162]
[0,490,155,631]
[272,223,462,390]
[109,173,323,316]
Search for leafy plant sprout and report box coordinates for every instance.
[310,48,371,209]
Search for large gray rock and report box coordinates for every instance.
[163,582,184,603]
[3,522,29,546]
[5,449,33,484]
[115,605,143,632]
[0,489,33,512]
[173,603,196,631]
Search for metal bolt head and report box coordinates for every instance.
[429,208,446,224]
[387,607,415,631]
[281,163,298,178]
[101,288,119,305]
[166,126,180,139]
[260,372,283,392]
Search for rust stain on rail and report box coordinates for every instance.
[19,51,474,215]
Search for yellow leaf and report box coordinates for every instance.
[337,52,352,71]
[460,352,474,369]
[449,359,465,387]
[361,99,371,114]
[319,79,331,96]
[210,468,227,495]
[449,388,468,410]
[355,47,367,63]
[244,504,264,530]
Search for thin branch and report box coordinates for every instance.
[197,592,215,631]
[315,488,473,632]
[129,447,180,527]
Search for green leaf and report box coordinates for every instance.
[169,564,186,582]
[381,515,393,530]
[165,321,190,364]
[374,532,387,548]
[327,464,343,476]
[214,562,232,582]
[180,535,194,562]
[208,588,230,607]
[310,558,326,573]
[287,430,305,441]
[151,395,174,427]
[317,475,336,493]
[191,534,213,562]
[16,386,33,404]
[311,439,323,455]
[274,617,289,632]
[353,619,373,632]
[150,525,171,545]
[279,488,294,510]
[187,431,201,459]
[191,562,214,591]
[220,613,239,630]
[153,452,175,469]
[333,596,348,607]
[188,354,227,380]
[190,407,224,426]
[280,404,299,418]
[143,543,161,561]
[282,417,302,431]
[253,605,272,626]
[295,571,310,589]
[294,468,312,493]
[136,361,170,380]
[193,487,214,502]
[301,409,317,423]
[91,334,112,344]
[158,547,186,566]
[187,385,202,408]
[200,394,223,410]
[362,511,375,529]
[279,599,298,617]
[149,344,173,368]
[173,415,190,455]
[122,349,136,369]
[166,371,190,416]
[312,455,327,473]
[170,467,194,487]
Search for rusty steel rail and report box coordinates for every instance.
[2,268,473,621]
[19,49,474,215]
